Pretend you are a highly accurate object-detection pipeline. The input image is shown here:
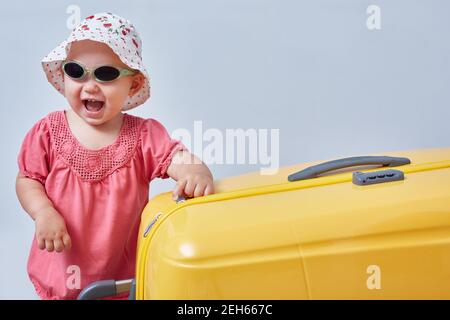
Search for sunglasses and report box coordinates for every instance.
[62,60,137,83]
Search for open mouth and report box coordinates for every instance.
[82,99,105,113]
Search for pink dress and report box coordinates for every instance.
[17,110,186,300]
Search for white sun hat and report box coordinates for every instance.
[42,12,150,111]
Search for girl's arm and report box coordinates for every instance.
[16,172,72,252]
[167,150,215,200]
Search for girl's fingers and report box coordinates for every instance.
[173,179,187,200]
[193,183,206,198]
[53,238,64,253]
[174,177,215,199]
[184,179,195,198]
[62,233,72,250]
[45,239,54,252]
[37,236,45,250]
[204,184,214,196]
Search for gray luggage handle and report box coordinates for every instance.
[288,156,411,182]
[77,278,136,300]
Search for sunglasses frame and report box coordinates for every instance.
[62,60,137,83]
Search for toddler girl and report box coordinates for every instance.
[15,12,214,300]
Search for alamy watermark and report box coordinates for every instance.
[66,264,81,290]
[171,121,280,175]
[66,5,81,30]
[366,264,382,290]
[366,5,381,30]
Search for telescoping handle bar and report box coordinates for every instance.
[77,278,136,300]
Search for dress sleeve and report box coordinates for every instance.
[17,118,51,185]
[140,118,188,182]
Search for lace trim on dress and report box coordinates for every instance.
[46,111,143,182]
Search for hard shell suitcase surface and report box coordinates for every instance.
[79,147,450,299]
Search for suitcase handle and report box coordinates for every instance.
[288,156,411,182]
[77,279,136,300]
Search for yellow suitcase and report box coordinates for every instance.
[78,147,450,300]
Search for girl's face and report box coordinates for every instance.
[63,39,144,127]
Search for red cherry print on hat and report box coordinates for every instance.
[132,38,139,48]
[86,15,95,20]
[125,28,130,33]
[103,23,112,28]
[122,30,127,36]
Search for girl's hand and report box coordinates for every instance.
[35,207,72,253]
[172,173,215,200]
